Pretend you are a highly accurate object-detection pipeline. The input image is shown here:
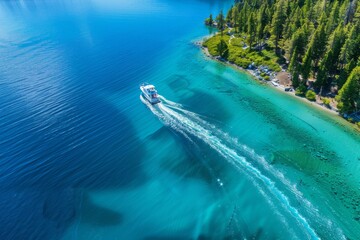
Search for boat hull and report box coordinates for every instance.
[140,86,161,104]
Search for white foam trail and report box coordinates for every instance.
[163,99,345,240]
[158,95,183,108]
[220,137,345,239]
[140,95,193,142]
[154,101,319,239]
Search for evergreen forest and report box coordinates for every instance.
[205,0,360,116]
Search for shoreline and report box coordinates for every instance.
[196,41,341,117]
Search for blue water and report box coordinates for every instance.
[1,0,360,239]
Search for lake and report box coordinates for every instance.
[0,0,360,239]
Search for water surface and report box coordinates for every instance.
[1,0,360,239]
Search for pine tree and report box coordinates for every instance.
[315,50,333,91]
[342,22,360,64]
[325,1,339,34]
[311,24,327,69]
[301,23,327,77]
[337,66,360,113]
[232,7,239,31]
[289,47,301,88]
[217,39,229,59]
[240,2,250,32]
[304,0,314,22]
[338,59,357,89]
[205,14,213,26]
[257,4,268,46]
[289,47,299,72]
[226,6,233,24]
[247,12,257,49]
[271,0,287,53]
[217,10,225,34]
[302,47,312,80]
[290,27,307,57]
[326,26,347,75]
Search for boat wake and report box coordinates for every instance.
[140,94,345,240]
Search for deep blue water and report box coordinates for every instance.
[1,0,360,239]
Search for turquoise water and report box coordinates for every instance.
[1,0,360,239]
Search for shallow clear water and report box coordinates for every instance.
[1,0,360,239]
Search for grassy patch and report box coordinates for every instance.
[203,34,230,56]
[203,33,281,71]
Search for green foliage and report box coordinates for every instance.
[338,59,357,88]
[302,48,312,81]
[290,28,307,57]
[217,39,229,58]
[217,10,225,31]
[295,85,307,96]
[305,90,316,101]
[205,14,213,26]
[247,12,256,49]
[292,69,300,88]
[234,58,251,68]
[310,24,327,68]
[342,22,360,63]
[204,32,281,71]
[357,122,360,129]
[337,66,360,113]
[256,4,268,44]
[289,48,302,88]
[271,0,287,51]
[325,1,339,34]
[323,97,331,107]
[205,0,360,102]
[203,35,230,56]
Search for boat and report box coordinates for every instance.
[140,83,161,104]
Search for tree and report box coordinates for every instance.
[342,22,360,64]
[226,6,233,24]
[292,68,301,88]
[338,59,357,89]
[217,10,225,34]
[247,12,256,49]
[205,14,213,26]
[289,47,299,72]
[217,39,229,59]
[232,7,239,31]
[290,27,307,57]
[327,26,347,72]
[304,0,314,22]
[337,66,360,113]
[309,24,327,70]
[256,4,267,46]
[271,0,286,53]
[315,50,332,92]
[289,48,301,88]
[325,1,339,34]
[302,47,312,81]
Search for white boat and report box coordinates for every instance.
[140,83,161,104]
